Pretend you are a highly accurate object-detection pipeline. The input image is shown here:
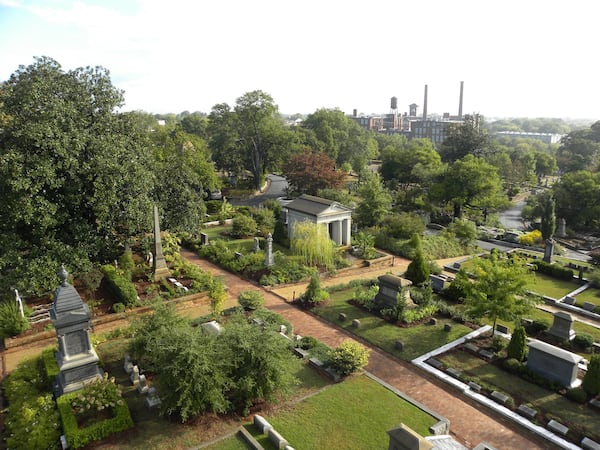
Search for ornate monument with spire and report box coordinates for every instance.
[152,205,171,281]
[50,265,103,396]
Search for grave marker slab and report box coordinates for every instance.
[479,349,495,360]
[447,368,462,379]
[468,381,481,392]
[581,437,600,450]
[517,404,537,419]
[491,391,510,405]
[351,319,361,328]
[527,340,582,388]
[563,295,576,306]
[583,302,596,312]
[465,343,479,353]
[547,419,569,436]
[427,358,444,370]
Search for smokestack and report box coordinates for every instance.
[353,109,358,117]
[423,84,428,120]
[458,81,464,118]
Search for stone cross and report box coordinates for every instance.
[265,233,274,266]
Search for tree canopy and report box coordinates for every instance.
[284,148,346,195]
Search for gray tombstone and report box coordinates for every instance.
[547,311,576,341]
[137,374,149,394]
[152,205,171,281]
[582,302,596,312]
[265,233,274,267]
[130,365,140,385]
[557,218,566,238]
[373,274,412,310]
[200,232,209,246]
[526,340,583,388]
[51,266,103,396]
[253,236,260,253]
[543,238,555,263]
[563,295,576,306]
[429,274,448,293]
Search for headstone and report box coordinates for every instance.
[557,218,566,237]
[479,350,495,360]
[582,302,596,312]
[517,404,537,419]
[527,340,583,388]
[444,323,452,332]
[495,324,509,334]
[429,318,437,325]
[395,340,404,351]
[268,428,288,449]
[453,262,461,269]
[563,295,576,305]
[130,365,140,385]
[123,355,133,374]
[146,251,153,266]
[543,238,555,263]
[427,358,444,370]
[429,274,447,293]
[491,391,510,405]
[547,311,576,341]
[279,324,287,334]
[447,368,462,379]
[521,318,533,327]
[50,265,103,396]
[200,232,209,246]
[201,320,223,336]
[468,381,481,392]
[14,289,24,318]
[429,420,449,436]
[253,414,273,434]
[352,319,361,328]
[293,347,309,359]
[145,387,161,409]
[465,343,479,353]
[338,313,347,321]
[137,374,149,394]
[265,233,274,267]
[593,342,600,354]
[234,251,243,260]
[547,419,569,436]
[581,437,600,450]
[253,236,260,253]
[152,205,172,281]
[590,398,600,409]
[373,274,412,310]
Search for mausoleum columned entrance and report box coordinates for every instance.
[284,194,353,246]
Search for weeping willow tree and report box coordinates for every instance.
[290,221,336,269]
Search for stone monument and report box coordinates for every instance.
[374,274,412,310]
[14,288,24,317]
[556,218,566,238]
[50,265,103,396]
[253,236,260,253]
[152,205,171,281]
[543,238,554,263]
[526,340,582,388]
[265,233,274,267]
[547,311,576,341]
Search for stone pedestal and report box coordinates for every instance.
[548,311,576,341]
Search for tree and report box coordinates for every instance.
[354,172,392,227]
[446,219,478,247]
[405,234,430,286]
[301,273,329,306]
[328,340,370,376]
[284,149,346,195]
[380,138,444,188]
[0,57,154,296]
[439,114,491,163]
[430,155,506,219]
[238,290,265,310]
[290,221,336,269]
[582,354,600,396]
[556,122,600,173]
[352,231,376,259]
[553,170,600,229]
[506,325,528,362]
[464,254,536,336]
[538,191,556,240]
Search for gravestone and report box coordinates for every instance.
[152,205,172,281]
[495,324,509,334]
[200,320,223,336]
[265,233,274,267]
[200,232,209,246]
[444,323,452,332]
[491,391,510,405]
[338,313,347,321]
[234,251,243,260]
[517,404,537,419]
[543,238,555,263]
[547,311,576,341]
[583,302,596,312]
[145,387,161,409]
[429,274,448,293]
[137,374,149,394]
[429,318,437,325]
[253,236,260,253]
[352,319,361,328]
[563,295,576,306]
[373,274,412,310]
[51,266,103,396]
[581,437,600,450]
[395,340,404,351]
[123,355,133,374]
[254,414,273,434]
[527,340,583,388]
[130,365,140,385]
[468,381,481,393]
[547,419,569,436]
[557,218,566,237]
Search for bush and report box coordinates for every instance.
[0,298,30,338]
[506,326,528,361]
[503,358,523,374]
[101,265,138,306]
[491,335,506,353]
[401,304,438,324]
[565,387,588,404]
[250,207,276,237]
[328,340,370,376]
[518,229,543,246]
[353,285,378,311]
[533,260,573,281]
[301,274,329,307]
[112,302,126,313]
[41,347,60,386]
[238,290,265,310]
[231,214,257,238]
[583,354,600,396]
[573,333,594,350]
[298,336,318,350]
[118,249,135,280]
[525,319,549,336]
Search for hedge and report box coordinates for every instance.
[532,260,574,281]
[101,265,138,306]
[57,392,134,449]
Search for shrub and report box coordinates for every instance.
[525,319,549,336]
[101,265,138,306]
[41,347,60,386]
[503,358,522,374]
[565,386,588,404]
[250,307,293,336]
[583,354,600,396]
[118,249,135,279]
[353,285,378,311]
[0,298,30,337]
[328,340,370,376]
[401,304,438,324]
[506,326,528,361]
[573,333,594,350]
[532,260,573,281]
[250,207,276,237]
[298,336,318,350]
[238,290,265,310]
[405,234,430,286]
[272,220,289,247]
[231,214,257,238]
[112,302,126,313]
[491,335,506,353]
[301,274,329,307]
[518,229,543,246]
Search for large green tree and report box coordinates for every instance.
[0,57,154,295]
[556,122,600,173]
[439,114,491,163]
[553,170,600,229]
[354,172,392,227]
[464,253,536,336]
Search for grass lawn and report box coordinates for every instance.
[248,375,437,450]
[574,286,600,308]
[204,434,249,450]
[91,338,331,450]
[438,350,600,443]
[525,272,581,299]
[314,289,472,361]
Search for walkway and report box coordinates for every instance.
[180,249,551,450]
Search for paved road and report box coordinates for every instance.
[499,199,527,230]
[229,174,288,208]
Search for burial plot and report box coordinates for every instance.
[526,340,583,388]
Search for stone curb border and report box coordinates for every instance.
[412,325,583,450]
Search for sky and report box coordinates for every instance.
[0,0,598,121]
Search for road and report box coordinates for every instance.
[229,174,288,208]
[499,198,527,230]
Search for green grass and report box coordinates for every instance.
[314,289,472,361]
[204,433,251,450]
[438,351,600,442]
[574,286,600,307]
[253,375,437,450]
[525,273,581,299]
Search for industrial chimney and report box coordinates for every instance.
[458,81,464,118]
[353,109,358,117]
[390,96,398,110]
[423,84,428,120]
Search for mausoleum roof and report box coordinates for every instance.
[285,194,352,217]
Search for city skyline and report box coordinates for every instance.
[1,0,598,120]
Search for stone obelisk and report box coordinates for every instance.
[153,205,171,281]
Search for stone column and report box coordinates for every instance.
[265,233,274,267]
[331,220,342,245]
[342,218,351,245]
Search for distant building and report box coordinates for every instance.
[495,131,563,144]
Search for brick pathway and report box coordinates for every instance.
[180,249,552,450]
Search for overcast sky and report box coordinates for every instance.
[1,0,598,120]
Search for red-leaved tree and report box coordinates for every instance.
[284,149,346,195]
